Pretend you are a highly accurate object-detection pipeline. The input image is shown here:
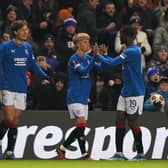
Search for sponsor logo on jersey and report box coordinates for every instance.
[14,57,27,66]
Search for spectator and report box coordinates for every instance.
[31,0,58,42]
[144,77,168,113]
[1,5,17,40]
[154,0,168,25]
[38,34,62,72]
[0,9,4,35]
[30,55,56,110]
[147,45,168,77]
[115,15,152,70]
[56,17,77,72]
[0,0,18,18]
[52,7,74,36]
[145,67,161,100]
[97,1,122,55]
[17,0,33,21]
[128,0,158,45]
[52,72,67,110]
[76,0,99,44]
[153,16,168,52]
[121,0,137,25]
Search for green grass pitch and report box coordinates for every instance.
[0,160,168,168]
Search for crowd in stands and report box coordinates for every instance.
[0,0,167,111]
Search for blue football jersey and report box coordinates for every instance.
[67,53,100,105]
[0,65,4,90]
[98,44,145,97]
[0,40,47,93]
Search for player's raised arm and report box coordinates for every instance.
[92,42,126,67]
[97,53,127,66]
[71,56,95,75]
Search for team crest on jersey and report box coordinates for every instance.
[25,49,29,55]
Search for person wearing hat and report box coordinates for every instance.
[56,33,101,160]
[115,15,152,70]
[145,67,161,100]
[55,17,77,72]
[147,45,168,77]
[38,34,62,72]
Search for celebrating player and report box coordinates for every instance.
[0,20,48,159]
[56,33,100,160]
[94,25,145,160]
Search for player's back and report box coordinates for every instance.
[121,45,145,97]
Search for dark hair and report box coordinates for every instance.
[120,25,137,40]
[11,20,28,35]
[160,77,168,84]
[103,0,115,9]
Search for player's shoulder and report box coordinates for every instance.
[23,41,32,49]
[0,40,12,47]
[125,45,141,55]
[69,53,78,61]
[0,40,15,52]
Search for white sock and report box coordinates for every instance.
[60,145,66,151]
[6,151,13,155]
[81,153,88,157]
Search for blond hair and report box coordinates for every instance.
[73,33,90,44]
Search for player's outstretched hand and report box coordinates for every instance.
[92,43,100,56]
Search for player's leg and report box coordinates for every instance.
[110,96,127,160]
[4,108,23,160]
[0,91,15,159]
[56,103,90,160]
[76,105,91,160]
[127,115,144,159]
[4,92,25,159]
[0,106,15,159]
[126,96,145,160]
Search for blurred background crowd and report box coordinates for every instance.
[0,0,167,111]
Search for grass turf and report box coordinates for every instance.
[0,160,168,168]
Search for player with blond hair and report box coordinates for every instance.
[56,33,100,160]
